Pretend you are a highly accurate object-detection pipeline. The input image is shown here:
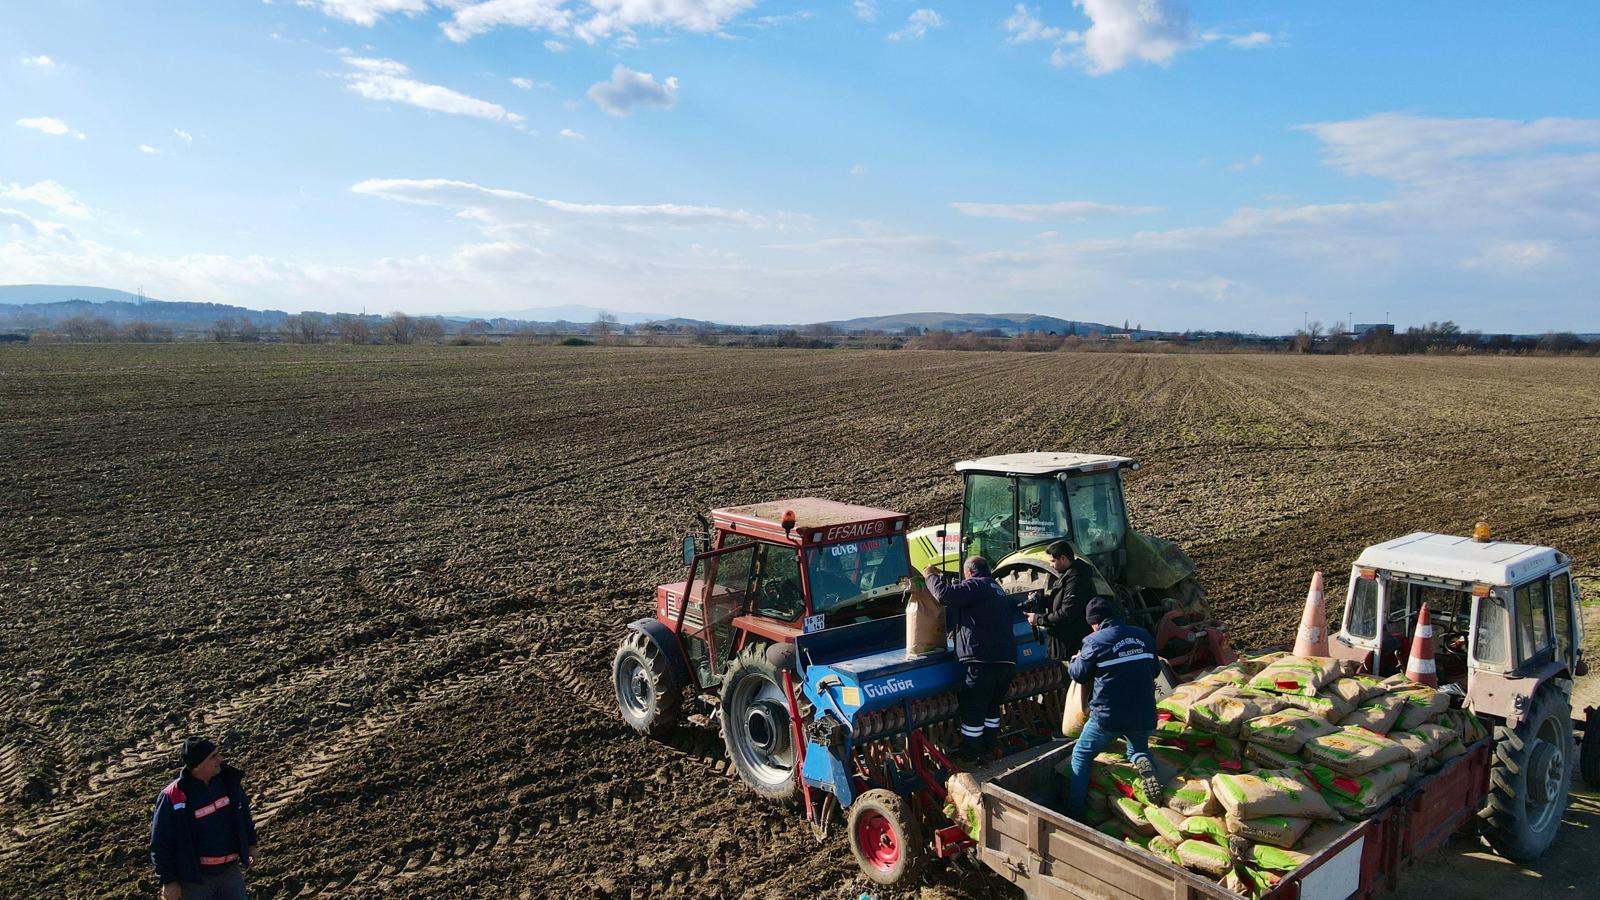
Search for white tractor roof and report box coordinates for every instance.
[1354,532,1568,587]
[954,452,1138,476]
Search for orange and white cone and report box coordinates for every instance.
[1405,603,1438,686]
[1293,570,1328,657]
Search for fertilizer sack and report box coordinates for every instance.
[1146,835,1181,866]
[1061,678,1091,738]
[945,773,982,840]
[1180,814,1230,843]
[1246,842,1312,873]
[1303,726,1411,775]
[1212,769,1338,821]
[904,580,946,655]
[1158,680,1225,724]
[1163,775,1221,817]
[1244,742,1301,771]
[1242,708,1339,752]
[1115,796,1157,836]
[1145,804,1187,845]
[1391,685,1451,731]
[1223,866,1280,900]
[1177,839,1236,877]
[1248,656,1341,697]
[1340,694,1406,734]
[1225,813,1312,849]
[1189,689,1263,736]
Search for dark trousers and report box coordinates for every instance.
[958,661,1015,752]
[179,863,247,900]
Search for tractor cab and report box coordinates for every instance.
[654,498,912,694]
[1329,526,1585,720]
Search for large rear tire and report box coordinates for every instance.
[1581,708,1600,789]
[848,789,927,887]
[720,645,800,802]
[1479,684,1573,861]
[613,630,682,739]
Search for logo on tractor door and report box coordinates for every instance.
[864,676,916,700]
[823,520,887,542]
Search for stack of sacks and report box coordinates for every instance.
[1107,653,1490,897]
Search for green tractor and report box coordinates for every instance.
[908,452,1235,675]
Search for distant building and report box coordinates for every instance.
[1353,323,1395,336]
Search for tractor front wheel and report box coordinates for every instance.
[613,630,682,738]
[848,789,927,887]
[1479,683,1573,861]
[720,645,800,802]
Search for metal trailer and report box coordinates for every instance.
[976,738,1492,899]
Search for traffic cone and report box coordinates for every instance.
[1293,571,1328,657]
[1405,603,1438,686]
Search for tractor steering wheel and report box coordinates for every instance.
[979,511,1013,533]
[1440,630,1469,656]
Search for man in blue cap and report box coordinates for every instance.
[150,736,258,900]
[1064,597,1163,820]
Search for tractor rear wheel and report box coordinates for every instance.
[1479,683,1573,861]
[720,645,800,802]
[1580,708,1600,789]
[613,630,682,739]
[848,789,927,887]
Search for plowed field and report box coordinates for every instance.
[2,345,1597,899]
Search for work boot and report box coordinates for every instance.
[1132,755,1163,802]
[954,743,983,767]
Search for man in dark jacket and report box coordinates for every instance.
[924,555,1017,763]
[150,737,258,900]
[1064,598,1163,820]
[1025,540,1098,661]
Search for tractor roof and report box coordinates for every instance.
[1354,532,1568,587]
[954,452,1138,476]
[713,498,907,546]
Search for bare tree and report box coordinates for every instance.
[415,317,446,343]
[381,312,417,345]
[233,316,260,343]
[332,313,373,344]
[125,320,173,343]
[208,318,237,342]
[590,312,618,338]
[462,318,491,336]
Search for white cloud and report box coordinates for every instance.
[849,164,867,177]
[438,0,755,44]
[560,127,585,140]
[1464,240,1557,271]
[888,8,944,41]
[1004,5,1065,44]
[951,200,1161,221]
[341,56,525,123]
[173,127,194,144]
[297,0,430,26]
[852,0,876,22]
[1229,30,1271,48]
[1225,152,1264,172]
[17,116,85,139]
[20,54,57,68]
[544,39,567,51]
[1067,0,1193,74]
[586,65,678,116]
[0,180,95,219]
[350,177,763,226]
[138,144,160,154]
[511,76,536,89]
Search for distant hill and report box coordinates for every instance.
[0,286,289,332]
[452,305,658,325]
[0,284,158,306]
[820,311,1121,336]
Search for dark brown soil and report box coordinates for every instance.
[2,345,1597,899]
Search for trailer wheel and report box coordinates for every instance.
[848,789,926,887]
[1480,684,1573,861]
[720,645,800,802]
[613,630,682,738]
[1581,708,1600,789]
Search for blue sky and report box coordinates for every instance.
[3,1,1597,331]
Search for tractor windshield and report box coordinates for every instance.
[806,535,911,613]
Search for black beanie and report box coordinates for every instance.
[182,737,217,769]
[1085,596,1116,626]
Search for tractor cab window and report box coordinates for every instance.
[1474,592,1510,665]
[1065,472,1127,557]
[963,473,1017,562]
[752,543,805,621]
[1346,576,1378,639]
[1513,577,1553,663]
[1016,476,1069,547]
[806,535,911,613]
[1552,572,1574,664]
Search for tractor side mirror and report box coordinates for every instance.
[682,534,699,566]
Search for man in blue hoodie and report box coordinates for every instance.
[924,555,1016,764]
[150,737,258,900]
[1064,597,1163,821]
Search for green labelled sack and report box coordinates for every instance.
[1212,769,1338,821]
[1434,737,1467,762]
[1303,761,1410,819]
[1242,708,1338,752]
[1244,742,1300,771]
[1145,804,1186,844]
[1248,656,1341,697]
[1176,838,1235,876]
[1124,834,1152,851]
[1150,743,1194,774]
[1181,814,1229,843]
[1340,694,1404,734]
[1115,796,1157,836]
[1158,679,1224,723]
[1303,726,1411,775]
[1147,834,1181,865]
[1164,775,1221,817]
[1226,813,1312,849]
[1235,688,1296,716]
[1247,842,1311,873]
[1391,685,1450,731]
[1190,688,1262,736]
